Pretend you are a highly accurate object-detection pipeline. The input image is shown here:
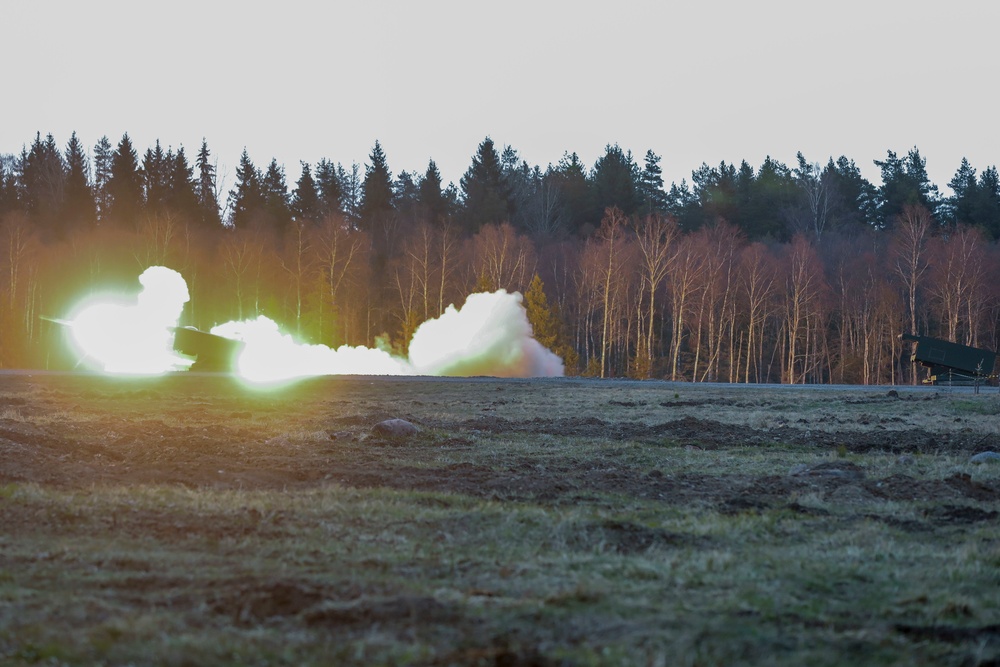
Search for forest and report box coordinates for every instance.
[2,131,1000,383]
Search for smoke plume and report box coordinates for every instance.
[65,266,564,382]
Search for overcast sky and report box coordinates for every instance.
[5,0,998,196]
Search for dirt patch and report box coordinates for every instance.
[866,473,1000,503]
[569,519,709,555]
[210,581,351,625]
[894,623,1000,643]
[449,413,1000,455]
[303,595,460,629]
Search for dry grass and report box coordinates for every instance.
[0,375,998,665]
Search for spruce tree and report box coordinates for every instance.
[167,147,200,222]
[194,139,221,227]
[360,142,397,265]
[341,163,362,224]
[20,132,66,233]
[359,141,394,226]
[590,144,641,223]
[419,159,449,224]
[261,158,291,233]
[92,136,114,222]
[638,149,667,215]
[459,137,510,232]
[552,152,591,234]
[227,149,263,228]
[0,159,19,217]
[394,170,420,228]
[61,131,96,233]
[142,140,170,215]
[107,133,144,224]
[315,158,343,220]
[974,166,1000,239]
[944,157,978,228]
[291,162,320,223]
[523,273,577,374]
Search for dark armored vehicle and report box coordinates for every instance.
[172,327,244,372]
[901,333,996,389]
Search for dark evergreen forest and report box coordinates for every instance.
[3,131,1000,383]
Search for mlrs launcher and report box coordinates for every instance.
[900,333,997,390]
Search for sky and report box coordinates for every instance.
[5,0,999,197]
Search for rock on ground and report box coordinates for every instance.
[373,419,420,438]
[970,451,1000,464]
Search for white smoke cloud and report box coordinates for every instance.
[210,316,414,383]
[408,290,564,377]
[65,266,565,381]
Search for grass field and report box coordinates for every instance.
[1,374,998,666]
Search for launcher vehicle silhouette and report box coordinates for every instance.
[171,327,245,372]
[900,333,997,389]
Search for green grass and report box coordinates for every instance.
[949,397,1000,415]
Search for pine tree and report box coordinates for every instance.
[742,156,796,241]
[827,156,878,228]
[194,139,221,227]
[291,162,320,223]
[874,147,939,228]
[689,161,738,230]
[107,133,144,224]
[665,179,698,229]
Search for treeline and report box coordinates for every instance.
[2,131,1000,381]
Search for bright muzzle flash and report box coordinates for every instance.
[65,266,194,374]
[62,265,564,382]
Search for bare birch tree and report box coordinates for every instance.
[737,242,776,383]
[782,234,825,384]
[889,204,932,383]
[666,234,704,381]
[316,215,368,345]
[633,213,678,377]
